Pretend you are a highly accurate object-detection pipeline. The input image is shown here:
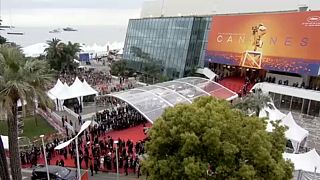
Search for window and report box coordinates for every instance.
[302,99,310,114]
[308,100,320,117]
[280,95,292,110]
[291,97,303,111]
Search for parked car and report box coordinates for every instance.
[31,165,77,180]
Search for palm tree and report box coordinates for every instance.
[0,45,54,180]
[0,35,7,45]
[233,89,271,116]
[45,39,81,72]
[63,41,81,71]
[45,38,63,70]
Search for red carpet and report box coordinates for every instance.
[22,123,152,174]
[218,77,254,94]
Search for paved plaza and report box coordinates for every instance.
[285,110,320,152]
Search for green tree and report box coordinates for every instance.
[0,36,9,180]
[0,45,54,180]
[63,41,81,71]
[233,89,271,116]
[45,38,81,71]
[0,35,7,45]
[111,60,127,76]
[45,38,63,70]
[143,96,293,180]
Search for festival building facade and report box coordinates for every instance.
[123,10,320,116]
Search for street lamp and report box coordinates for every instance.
[114,140,119,180]
[75,137,81,180]
[55,120,92,180]
[39,135,50,180]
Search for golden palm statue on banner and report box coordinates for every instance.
[240,23,267,69]
[252,23,267,51]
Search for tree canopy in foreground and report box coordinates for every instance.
[143,96,293,180]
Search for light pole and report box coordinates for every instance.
[39,135,50,180]
[114,140,119,180]
[55,120,92,180]
[75,137,81,180]
[65,123,81,180]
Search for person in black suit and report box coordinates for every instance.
[59,159,65,167]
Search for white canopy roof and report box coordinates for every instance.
[0,135,9,150]
[69,77,98,97]
[48,79,64,98]
[69,77,86,96]
[284,149,320,173]
[260,103,309,153]
[282,112,309,145]
[82,79,98,95]
[108,77,237,123]
[52,83,76,100]
[48,77,98,101]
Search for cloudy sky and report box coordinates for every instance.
[0,0,319,27]
[0,0,144,27]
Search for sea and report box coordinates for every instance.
[0,25,127,48]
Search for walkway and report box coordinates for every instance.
[284,110,320,152]
[218,77,254,94]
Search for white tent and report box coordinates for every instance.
[69,77,98,97]
[69,77,88,97]
[48,82,76,111]
[48,79,64,97]
[55,83,76,100]
[69,77,98,107]
[47,79,64,110]
[0,135,9,150]
[47,78,98,111]
[284,149,320,173]
[82,79,99,96]
[282,112,309,152]
[260,103,309,153]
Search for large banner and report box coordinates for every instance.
[205,11,320,76]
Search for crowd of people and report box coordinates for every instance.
[95,98,146,130]
[20,137,68,168]
[264,76,320,91]
[55,70,136,95]
[58,70,112,87]
[238,77,252,97]
[21,115,148,177]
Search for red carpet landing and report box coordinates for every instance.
[218,77,254,94]
[23,124,152,174]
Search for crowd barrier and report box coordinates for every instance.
[63,106,80,119]
[36,108,65,134]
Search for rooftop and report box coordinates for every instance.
[108,77,237,123]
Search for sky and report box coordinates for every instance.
[0,0,144,27]
[0,0,319,27]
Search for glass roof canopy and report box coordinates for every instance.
[109,77,237,123]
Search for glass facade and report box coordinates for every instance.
[123,16,211,79]
[269,92,320,117]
